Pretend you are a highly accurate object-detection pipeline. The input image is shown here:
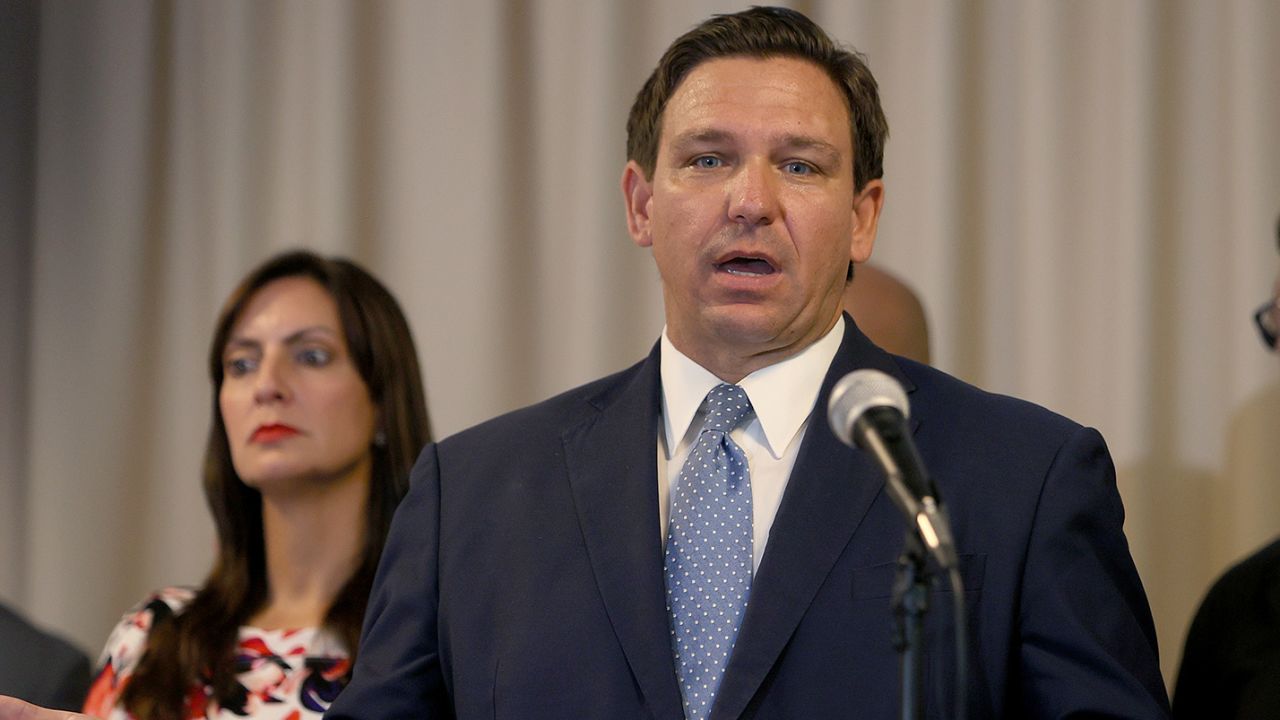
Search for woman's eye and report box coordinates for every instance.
[225,357,256,377]
[298,347,332,366]
[692,156,722,169]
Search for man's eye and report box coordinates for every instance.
[225,357,256,376]
[692,156,723,169]
[784,161,815,175]
[298,347,333,366]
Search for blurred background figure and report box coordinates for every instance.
[0,602,90,711]
[80,251,431,720]
[1172,216,1280,718]
[843,263,931,364]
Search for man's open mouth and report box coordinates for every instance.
[718,257,776,276]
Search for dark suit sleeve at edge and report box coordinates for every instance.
[45,650,91,712]
[325,443,453,720]
[1014,426,1170,718]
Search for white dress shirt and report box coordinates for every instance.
[657,320,844,573]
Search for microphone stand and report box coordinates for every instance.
[891,531,929,720]
[827,374,967,719]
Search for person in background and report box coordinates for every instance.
[0,250,431,720]
[0,602,90,711]
[1172,217,1280,718]
[843,263,930,364]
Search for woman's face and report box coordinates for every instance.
[218,276,378,493]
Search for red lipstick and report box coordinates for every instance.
[251,424,300,443]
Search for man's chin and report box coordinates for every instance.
[702,304,841,353]
[700,308,798,350]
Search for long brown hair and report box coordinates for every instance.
[121,250,431,720]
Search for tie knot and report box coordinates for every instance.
[700,384,753,433]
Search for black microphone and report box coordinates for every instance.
[827,369,957,569]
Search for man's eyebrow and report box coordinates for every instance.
[776,135,842,162]
[668,130,843,163]
[668,128,734,150]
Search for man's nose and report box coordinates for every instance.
[727,159,779,226]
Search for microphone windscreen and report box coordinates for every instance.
[827,369,909,447]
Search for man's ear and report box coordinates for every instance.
[622,160,655,248]
[850,179,885,264]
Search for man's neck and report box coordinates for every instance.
[666,315,843,383]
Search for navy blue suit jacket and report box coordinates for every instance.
[327,318,1169,719]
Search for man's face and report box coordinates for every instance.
[623,56,884,378]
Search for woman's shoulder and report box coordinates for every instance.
[94,587,196,672]
[97,586,190,653]
[83,587,199,718]
[119,586,195,631]
[132,585,198,614]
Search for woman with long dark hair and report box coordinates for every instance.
[70,250,431,720]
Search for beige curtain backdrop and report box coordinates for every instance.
[2,0,1278,688]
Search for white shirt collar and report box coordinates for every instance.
[659,318,844,459]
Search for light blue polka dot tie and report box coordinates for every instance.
[665,383,754,720]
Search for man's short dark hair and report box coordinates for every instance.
[625,6,889,192]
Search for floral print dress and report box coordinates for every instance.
[84,587,350,720]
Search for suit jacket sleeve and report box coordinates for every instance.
[43,651,90,713]
[1014,425,1169,717]
[0,614,89,712]
[326,443,453,720]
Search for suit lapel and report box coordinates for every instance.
[712,317,915,720]
[561,344,686,720]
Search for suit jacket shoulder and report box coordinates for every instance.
[435,349,656,460]
[0,603,91,711]
[899,355,1083,440]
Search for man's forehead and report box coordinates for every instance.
[669,54,842,101]
[657,56,852,151]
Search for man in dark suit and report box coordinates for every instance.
[0,602,90,712]
[327,7,1169,718]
